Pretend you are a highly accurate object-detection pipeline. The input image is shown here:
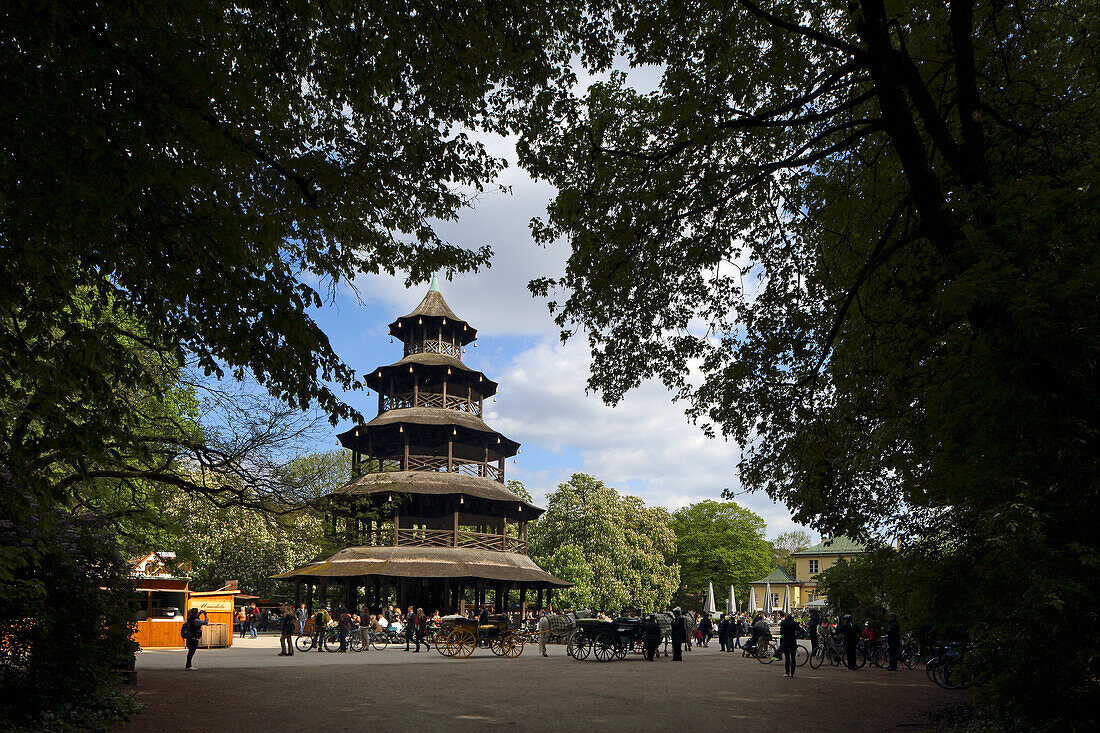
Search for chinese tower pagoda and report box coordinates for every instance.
[277,279,569,615]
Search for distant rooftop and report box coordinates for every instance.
[791,535,866,556]
[750,566,797,585]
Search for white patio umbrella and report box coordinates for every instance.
[782,585,791,614]
[764,582,772,613]
[748,586,757,612]
[703,582,717,615]
[728,585,737,615]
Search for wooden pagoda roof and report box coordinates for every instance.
[388,287,476,345]
[328,471,542,516]
[272,545,571,587]
[364,352,498,396]
[337,408,519,455]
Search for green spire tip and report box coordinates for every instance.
[429,273,440,292]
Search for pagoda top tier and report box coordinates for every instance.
[388,277,477,349]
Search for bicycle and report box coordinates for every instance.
[294,625,340,652]
[925,644,969,689]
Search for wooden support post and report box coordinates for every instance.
[403,433,409,471]
[498,457,505,482]
[519,587,527,620]
[537,587,543,612]
[453,509,459,547]
[394,510,400,546]
[442,377,447,409]
[447,438,453,472]
[502,517,507,551]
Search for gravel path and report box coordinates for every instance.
[120,639,957,732]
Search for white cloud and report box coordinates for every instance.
[489,338,813,538]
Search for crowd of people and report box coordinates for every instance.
[213,600,904,679]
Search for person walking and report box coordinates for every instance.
[699,614,713,647]
[886,613,901,671]
[404,606,416,651]
[670,608,687,661]
[537,608,551,657]
[808,609,820,656]
[642,614,662,661]
[415,608,427,652]
[337,608,352,652]
[718,614,730,652]
[183,608,208,670]
[237,607,247,639]
[249,603,259,638]
[296,603,308,636]
[279,606,296,656]
[313,606,329,652]
[835,614,858,670]
[778,613,799,677]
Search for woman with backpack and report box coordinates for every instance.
[182,608,208,670]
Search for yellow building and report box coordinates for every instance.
[791,535,866,608]
[746,536,866,612]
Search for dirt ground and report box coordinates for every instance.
[118,640,958,732]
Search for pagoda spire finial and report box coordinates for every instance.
[429,273,440,292]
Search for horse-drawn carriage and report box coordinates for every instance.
[563,611,698,662]
[566,617,644,661]
[433,614,528,658]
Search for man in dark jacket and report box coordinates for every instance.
[642,615,662,661]
[404,606,416,651]
[183,608,208,670]
[834,615,858,670]
[279,607,296,656]
[778,613,800,677]
[729,616,742,651]
[699,614,713,647]
[886,613,901,671]
[670,608,687,661]
[718,614,730,652]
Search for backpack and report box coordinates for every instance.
[180,620,190,640]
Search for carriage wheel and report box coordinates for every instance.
[489,635,506,656]
[435,631,453,657]
[566,631,590,660]
[502,633,525,658]
[450,627,476,658]
[592,632,617,662]
[614,643,627,661]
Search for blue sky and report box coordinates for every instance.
[300,129,815,543]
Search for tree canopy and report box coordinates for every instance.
[668,500,773,609]
[518,1,1099,724]
[528,473,679,612]
[770,529,812,575]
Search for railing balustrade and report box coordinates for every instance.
[404,339,462,358]
[384,528,528,554]
[381,390,481,417]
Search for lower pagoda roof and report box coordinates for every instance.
[273,546,572,587]
[330,471,542,517]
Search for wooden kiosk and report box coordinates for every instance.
[128,552,234,648]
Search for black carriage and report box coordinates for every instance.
[567,617,644,662]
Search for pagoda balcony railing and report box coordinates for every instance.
[404,339,462,358]
[382,391,482,417]
[405,455,502,481]
[393,528,527,554]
